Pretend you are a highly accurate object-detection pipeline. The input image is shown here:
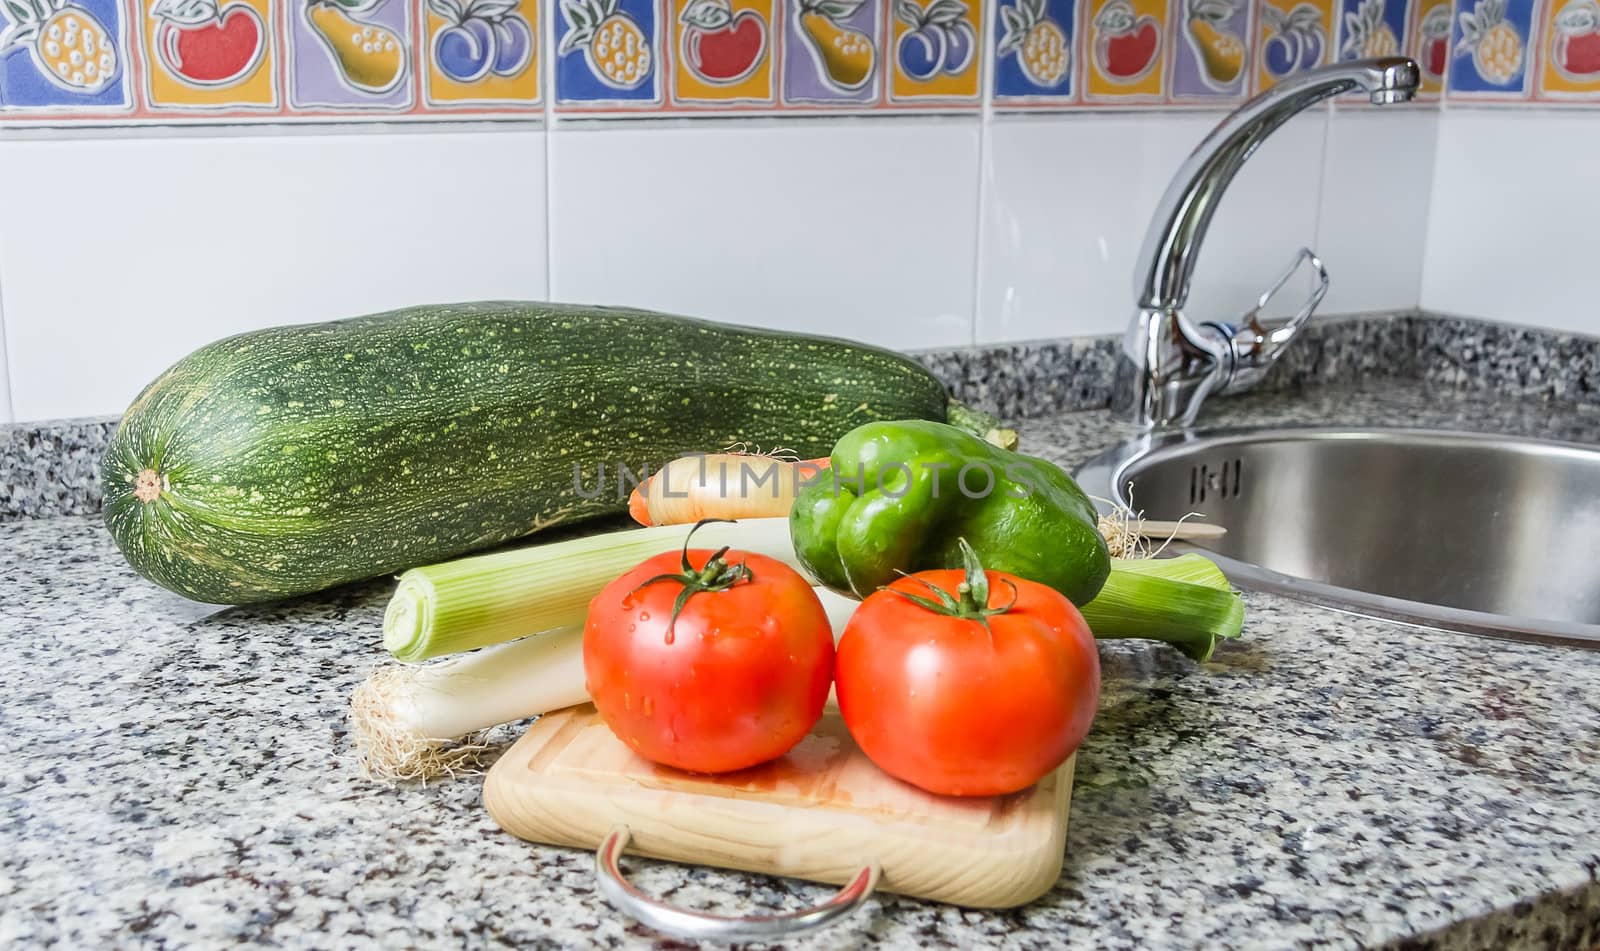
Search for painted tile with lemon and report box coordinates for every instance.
[1174,0,1247,98]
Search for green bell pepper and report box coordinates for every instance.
[790,419,1111,605]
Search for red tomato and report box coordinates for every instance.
[835,562,1099,797]
[584,546,834,773]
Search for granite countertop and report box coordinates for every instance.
[4,376,1600,950]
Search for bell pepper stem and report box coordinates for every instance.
[945,399,1019,450]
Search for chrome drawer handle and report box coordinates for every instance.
[593,825,880,941]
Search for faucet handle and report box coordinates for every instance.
[1206,247,1329,393]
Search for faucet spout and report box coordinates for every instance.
[1112,57,1420,429]
[1132,57,1420,312]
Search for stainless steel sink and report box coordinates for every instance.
[1076,428,1600,647]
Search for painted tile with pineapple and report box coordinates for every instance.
[0,0,1589,121]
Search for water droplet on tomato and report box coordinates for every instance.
[623,691,631,711]
[664,629,675,645]
[642,696,654,718]
[639,611,651,621]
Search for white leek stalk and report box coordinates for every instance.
[356,585,862,782]
[383,517,802,661]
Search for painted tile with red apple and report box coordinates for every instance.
[670,0,776,105]
[139,0,277,110]
[1084,0,1166,100]
[1538,0,1600,98]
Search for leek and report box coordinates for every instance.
[383,517,801,661]
[353,626,588,781]
[382,516,1245,667]
[356,585,861,781]
[1081,555,1245,662]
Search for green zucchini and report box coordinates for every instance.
[102,301,1004,604]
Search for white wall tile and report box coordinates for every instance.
[1316,108,1438,316]
[976,110,1329,344]
[1183,112,1328,331]
[1421,112,1600,335]
[0,128,548,422]
[9,107,1595,423]
[0,305,12,423]
[547,119,979,351]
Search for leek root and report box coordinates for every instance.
[352,627,588,781]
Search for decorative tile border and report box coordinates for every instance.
[0,0,1592,124]
[984,0,1599,108]
[1431,0,1600,105]
[550,0,990,115]
[0,0,542,122]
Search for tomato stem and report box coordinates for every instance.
[882,538,1017,635]
[628,518,754,644]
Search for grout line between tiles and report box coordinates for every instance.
[1413,110,1445,311]
[1309,105,1332,277]
[0,238,13,423]
[543,128,555,301]
[0,140,12,422]
[1417,111,1453,312]
[968,0,1000,349]
[543,0,557,301]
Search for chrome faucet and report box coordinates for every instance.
[1111,57,1422,429]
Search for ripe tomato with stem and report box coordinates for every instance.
[835,539,1100,797]
[584,520,834,774]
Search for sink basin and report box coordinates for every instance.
[1076,428,1600,647]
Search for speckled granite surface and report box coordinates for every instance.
[3,377,1599,949]
[915,309,1420,420]
[1411,314,1600,405]
[0,417,115,520]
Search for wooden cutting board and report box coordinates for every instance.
[483,704,1074,908]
